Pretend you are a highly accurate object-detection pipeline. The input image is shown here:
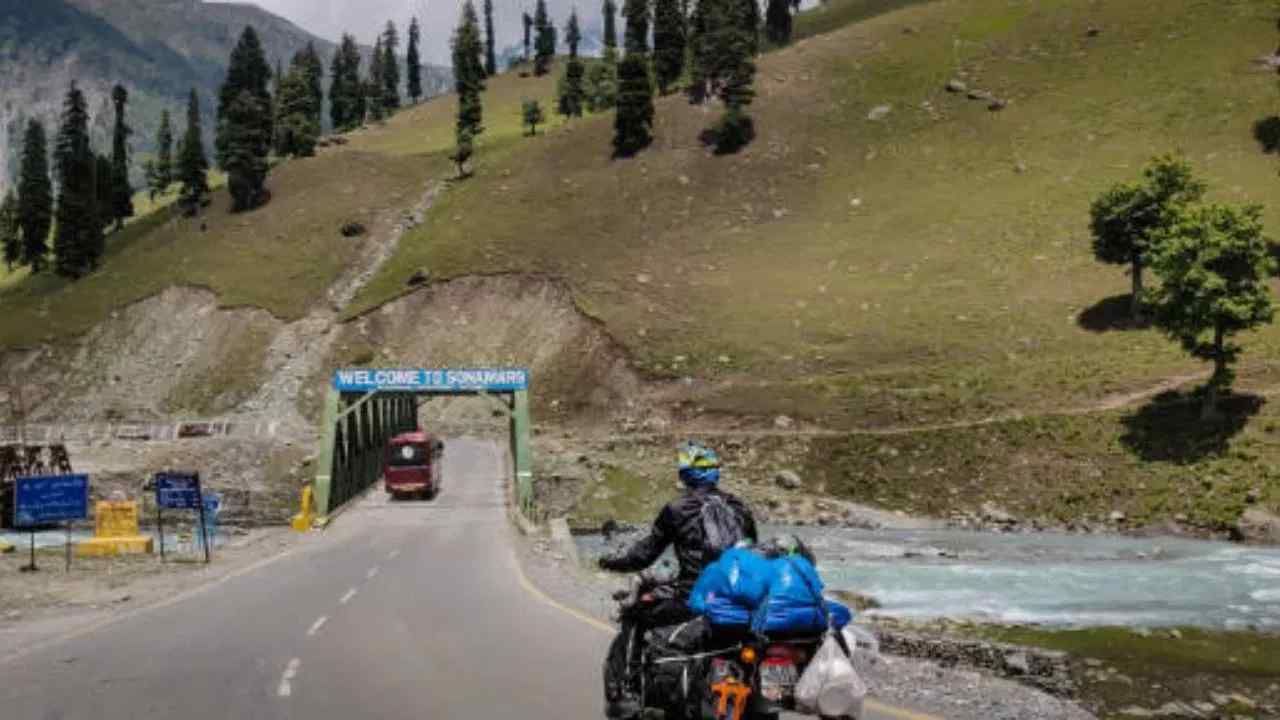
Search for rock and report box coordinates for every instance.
[774,415,794,429]
[678,175,690,186]
[945,79,968,93]
[774,470,803,490]
[636,273,652,284]
[1110,510,1127,523]
[1168,628,1182,639]
[988,98,1008,112]
[1086,27,1101,37]
[1015,161,1028,174]
[867,104,893,121]
[1238,508,1280,543]
[406,268,430,287]
[850,197,863,208]
[1193,701,1216,714]
[1227,693,1256,709]
[967,89,993,101]
[717,355,731,364]
[1083,658,1104,668]
[981,502,1017,525]
[1118,707,1155,718]
[1246,488,1261,504]
[340,221,366,237]
[1004,652,1031,675]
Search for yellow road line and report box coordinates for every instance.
[509,550,944,720]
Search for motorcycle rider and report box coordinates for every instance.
[597,441,759,718]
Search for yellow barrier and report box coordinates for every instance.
[291,485,315,532]
[0,539,13,554]
[77,500,154,557]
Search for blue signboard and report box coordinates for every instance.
[332,368,530,393]
[14,474,90,527]
[155,472,202,510]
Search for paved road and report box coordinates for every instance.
[0,439,917,720]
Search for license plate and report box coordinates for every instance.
[759,661,798,701]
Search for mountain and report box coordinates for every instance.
[0,0,450,195]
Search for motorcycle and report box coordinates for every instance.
[608,567,852,720]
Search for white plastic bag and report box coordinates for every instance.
[842,623,880,664]
[794,632,868,718]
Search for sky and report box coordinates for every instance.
[233,0,605,66]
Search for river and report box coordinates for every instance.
[576,526,1280,630]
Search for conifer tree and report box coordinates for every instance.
[382,21,401,110]
[53,82,100,278]
[155,109,174,192]
[522,99,545,135]
[17,119,52,272]
[765,0,792,46]
[94,153,114,238]
[108,85,134,229]
[603,0,619,51]
[330,34,364,130]
[614,0,654,156]
[276,67,321,157]
[523,12,533,62]
[483,0,498,77]
[623,0,650,53]
[558,10,586,117]
[407,17,424,103]
[177,89,210,217]
[653,0,686,94]
[0,192,19,271]
[297,42,325,127]
[452,0,486,177]
[217,27,273,210]
[688,0,758,152]
[534,0,555,76]
[368,36,387,122]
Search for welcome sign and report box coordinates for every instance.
[332,368,529,393]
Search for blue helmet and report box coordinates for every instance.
[677,441,721,488]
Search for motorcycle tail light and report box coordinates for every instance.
[739,647,758,664]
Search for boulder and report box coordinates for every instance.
[1238,507,1280,543]
[981,502,1017,525]
[774,470,803,490]
[945,79,968,93]
[988,98,1009,112]
[773,415,794,430]
[867,105,893,121]
[340,221,366,238]
[967,89,993,101]
[406,268,430,287]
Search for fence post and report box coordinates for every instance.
[313,388,340,518]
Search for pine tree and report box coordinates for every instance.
[452,0,486,177]
[558,10,586,117]
[765,0,792,46]
[522,99,545,135]
[94,153,114,240]
[276,68,321,157]
[688,0,757,152]
[155,109,174,193]
[53,82,100,278]
[603,0,619,52]
[586,55,619,111]
[534,0,555,76]
[17,119,53,273]
[177,89,210,217]
[298,42,325,128]
[382,21,401,110]
[0,192,19,271]
[523,13,533,62]
[483,0,498,77]
[330,34,364,130]
[217,27,273,210]
[368,36,387,122]
[613,0,654,156]
[623,0,650,54]
[407,17,424,103]
[738,0,761,56]
[653,0,686,94]
[109,85,133,230]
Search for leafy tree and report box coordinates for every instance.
[653,0,686,94]
[522,99,546,135]
[452,0,486,178]
[382,21,401,110]
[534,0,555,76]
[368,36,387,122]
[17,119,53,272]
[523,12,533,62]
[603,0,619,52]
[558,10,586,117]
[614,55,654,156]
[0,192,19,271]
[154,109,174,193]
[1147,203,1277,419]
[407,17,424,103]
[765,0,792,46]
[217,27,273,210]
[222,89,272,212]
[109,84,133,230]
[483,0,498,77]
[1089,155,1206,320]
[330,34,364,130]
[177,89,210,217]
[53,82,101,278]
[585,54,620,111]
[276,68,321,157]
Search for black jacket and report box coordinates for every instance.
[600,485,758,595]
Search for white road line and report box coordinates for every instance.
[367,566,380,579]
[307,616,328,636]
[340,588,358,605]
[388,549,401,560]
[277,657,300,698]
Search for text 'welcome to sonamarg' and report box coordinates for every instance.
[332,368,530,393]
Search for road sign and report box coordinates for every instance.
[155,472,202,510]
[332,368,530,393]
[14,474,89,527]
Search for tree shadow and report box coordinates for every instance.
[1254,115,1280,154]
[1120,390,1264,463]
[1077,294,1149,333]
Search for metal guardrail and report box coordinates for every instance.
[0,420,280,444]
